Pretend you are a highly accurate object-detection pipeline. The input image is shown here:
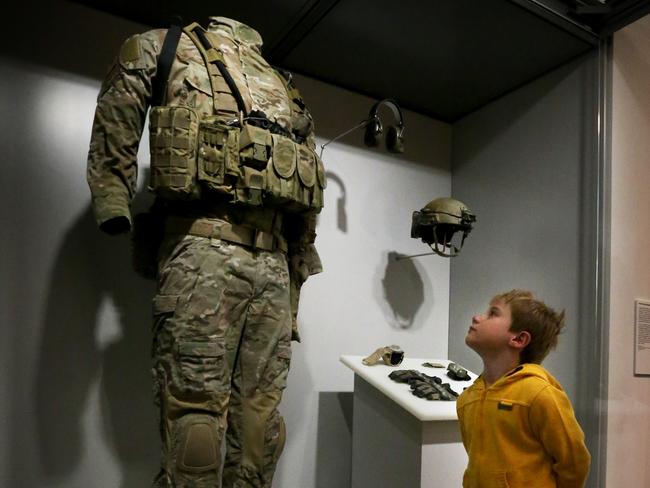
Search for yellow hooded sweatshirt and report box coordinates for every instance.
[456,364,590,488]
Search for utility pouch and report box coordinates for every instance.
[239,123,272,170]
[298,145,326,211]
[267,133,298,206]
[149,106,200,199]
[240,166,265,206]
[297,145,325,211]
[197,121,239,187]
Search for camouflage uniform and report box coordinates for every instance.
[87,17,324,487]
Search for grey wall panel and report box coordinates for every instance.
[449,52,598,405]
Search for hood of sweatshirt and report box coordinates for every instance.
[470,363,564,394]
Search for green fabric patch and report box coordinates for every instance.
[120,35,141,63]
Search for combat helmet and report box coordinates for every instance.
[411,197,476,257]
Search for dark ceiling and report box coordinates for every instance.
[71,0,650,122]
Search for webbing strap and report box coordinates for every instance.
[165,217,287,253]
[152,22,182,106]
[186,24,248,116]
[214,59,247,116]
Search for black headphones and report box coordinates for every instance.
[364,99,405,154]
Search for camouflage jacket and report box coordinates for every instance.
[86,17,323,339]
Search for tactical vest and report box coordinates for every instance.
[148,20,325,213]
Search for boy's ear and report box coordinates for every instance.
[509,330,531,350]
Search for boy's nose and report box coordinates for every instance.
[472,314,481,324]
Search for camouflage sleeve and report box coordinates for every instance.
[86,30,163,233]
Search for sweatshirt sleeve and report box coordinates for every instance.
[529,385,591,487]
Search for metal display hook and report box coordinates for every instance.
[393,251,437,261]
[319,118,373,159]
[319,98,405,159]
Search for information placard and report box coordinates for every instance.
[634,299,650,376]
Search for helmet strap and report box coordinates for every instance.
[430,229,460,258]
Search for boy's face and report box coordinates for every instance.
[465,299,515,355]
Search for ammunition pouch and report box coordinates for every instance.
[266,133,325,212]
[149,108,325,213]
[240,123,271,171]
[149,106,201,200]
[196,117,240,192]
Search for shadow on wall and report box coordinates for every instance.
[315,392,353,488]
[34,202,159,488]
[379,251,427,330]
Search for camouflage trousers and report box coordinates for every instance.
[151,232,292,487]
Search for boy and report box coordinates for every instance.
[456,289,590,488]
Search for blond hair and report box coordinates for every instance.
[493,289,565,364]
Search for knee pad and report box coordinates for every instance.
[174,413,221,473]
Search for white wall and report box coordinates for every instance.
[607,15,650,487]
[0,3,452,487]
[277,75,451,487]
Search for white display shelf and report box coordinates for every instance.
[339,355,478,421]
[340,354,478,488]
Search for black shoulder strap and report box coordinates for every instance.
[152,21,182,106]
[191,25,248,116]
